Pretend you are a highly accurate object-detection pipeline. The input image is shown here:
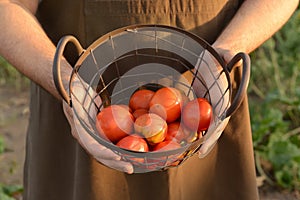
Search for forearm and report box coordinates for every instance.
[213,0,299,57]
[0,1,71,99]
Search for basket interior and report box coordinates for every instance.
[69,25,231,172]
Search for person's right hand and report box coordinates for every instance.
[63,78,134,174]
[178,49,232,158]
[194,47,243,158]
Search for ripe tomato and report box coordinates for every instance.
[182,98,213,132]
[152,140,181,152]
[132,108,148,120]
[129,89,155,111]
[116,134,149,152]
[96,104,134,143]
[152,140,182,167]
[134,113,167,145]
[149,87,184,123]
[165,121,185,142]
[165,121,198,144]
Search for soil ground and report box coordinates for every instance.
[0,85,299,199]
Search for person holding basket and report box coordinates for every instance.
[0,0,298,199]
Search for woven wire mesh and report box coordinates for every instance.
[69,25,231,172]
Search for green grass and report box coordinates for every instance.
[249,9,300,190]
[0,56,29,90]
[0,135,23,199]
[0,183,23,200]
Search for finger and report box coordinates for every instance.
[198,117,229,156]
[198,141,217,158]
[70,122,134,172]
[214,48,242,66]
[72,113,122,160]
[198,138,218,156]
[69,78,136,173]
[198,127,222,156]
[70,127,122,160]
[67,80,124,160]
[87,140,121,160]
[100,159,134,174]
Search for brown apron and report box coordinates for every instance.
[24,0,259,199]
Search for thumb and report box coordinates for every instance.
[214,48,242,66]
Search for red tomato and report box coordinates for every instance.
[152,140,181,152]
[96,104,134,143]
[116,134,149,152]
[134,113,167,145]
[182,98,213,132]
[152,140,182,167]
[149,140,182,169]
[149,87,184,123]
[165,121,198,143]
[165,122,185,142]
[129,89,155,111]
[132,108,148,120]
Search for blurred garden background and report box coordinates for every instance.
[0,8,299,200]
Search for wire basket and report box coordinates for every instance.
[53,24,250,173]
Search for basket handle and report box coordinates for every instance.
[225,52,250,117]
[53,35,84,106]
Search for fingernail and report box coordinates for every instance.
[198,147,207,158]
[114,155,121,160]
[124,165,134,174]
